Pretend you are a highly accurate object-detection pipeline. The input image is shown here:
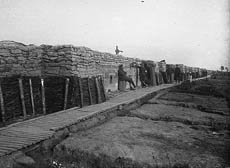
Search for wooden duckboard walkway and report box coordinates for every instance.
[0,84,175,157]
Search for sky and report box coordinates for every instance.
[0,0,229,70]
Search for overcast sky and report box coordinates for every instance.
[0,0,229,70]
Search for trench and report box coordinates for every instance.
[13,91,193,168]
[128,109,230,133]
[147,99,228,116]
[12,79,230,168]
[23,114,191,168]
[22,101,229,168]
[21,113,158,168]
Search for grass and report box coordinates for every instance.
[23,147,195,168]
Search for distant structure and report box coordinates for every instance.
[115,46,123,55]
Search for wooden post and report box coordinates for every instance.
[152,66,157,86]
[29,78,35,116]
[100,77,106,102]
[63,78,69,110]
[136,66,139,87]
[87,77,93,105]
[18,78,27,119]
[41,78,46,115]
[118,77,120,90]
[149,65,154,86]
[73,77,78,107]
[0,80,5,123]
[95,77,101,104]
[78,77,83,108]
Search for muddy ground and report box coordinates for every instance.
[25,74,230,168]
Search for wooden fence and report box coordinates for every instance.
[0,75,106,126]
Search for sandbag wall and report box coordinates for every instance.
[0,76,106,124]
[0,41,139,92]
[41,44,139,91]
[0,41,42,77]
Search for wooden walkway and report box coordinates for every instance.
[0,84,175,157]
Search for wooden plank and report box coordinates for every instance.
[78,77,83,108]
[136,66,139,86]
[0,135,38,142]
[0,146,12,151]
[18,78,27,118]
[0,131,53,138]
[73,77,79,107]
[18,122,59,128]
[0,134,45,141]
[41,78,46,114]
[29,78,35,116]
[0,151,7,155]
[99,77,106,102]
[0,144,20,149]
[2,128,53,135]
[0,142,23,148]
[0,148,17,155]
[0,141,36,149]
[0,150,7,153]
[0,148,9,153]
[0,139,40,147]
[0,80,5,123]
[0,139,32,146]
[0,141,22,146]
[95,77,101,104]
[87,77,93,105]
[63,78,70,110]
[0,142,34,149]
[0,149,15,155]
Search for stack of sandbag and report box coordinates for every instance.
[0,41,42,77]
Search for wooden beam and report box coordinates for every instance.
[18,78,27,119]
[95,77,101,104]
[41,78,46,115]
[87,77,93,105]
[0,80,5,123]
[29,78,35,116]
[73,77,78,107]
[99,77,106,102]
[63,78,70,110]
[78,77,83,108]
[136,66,139,87]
